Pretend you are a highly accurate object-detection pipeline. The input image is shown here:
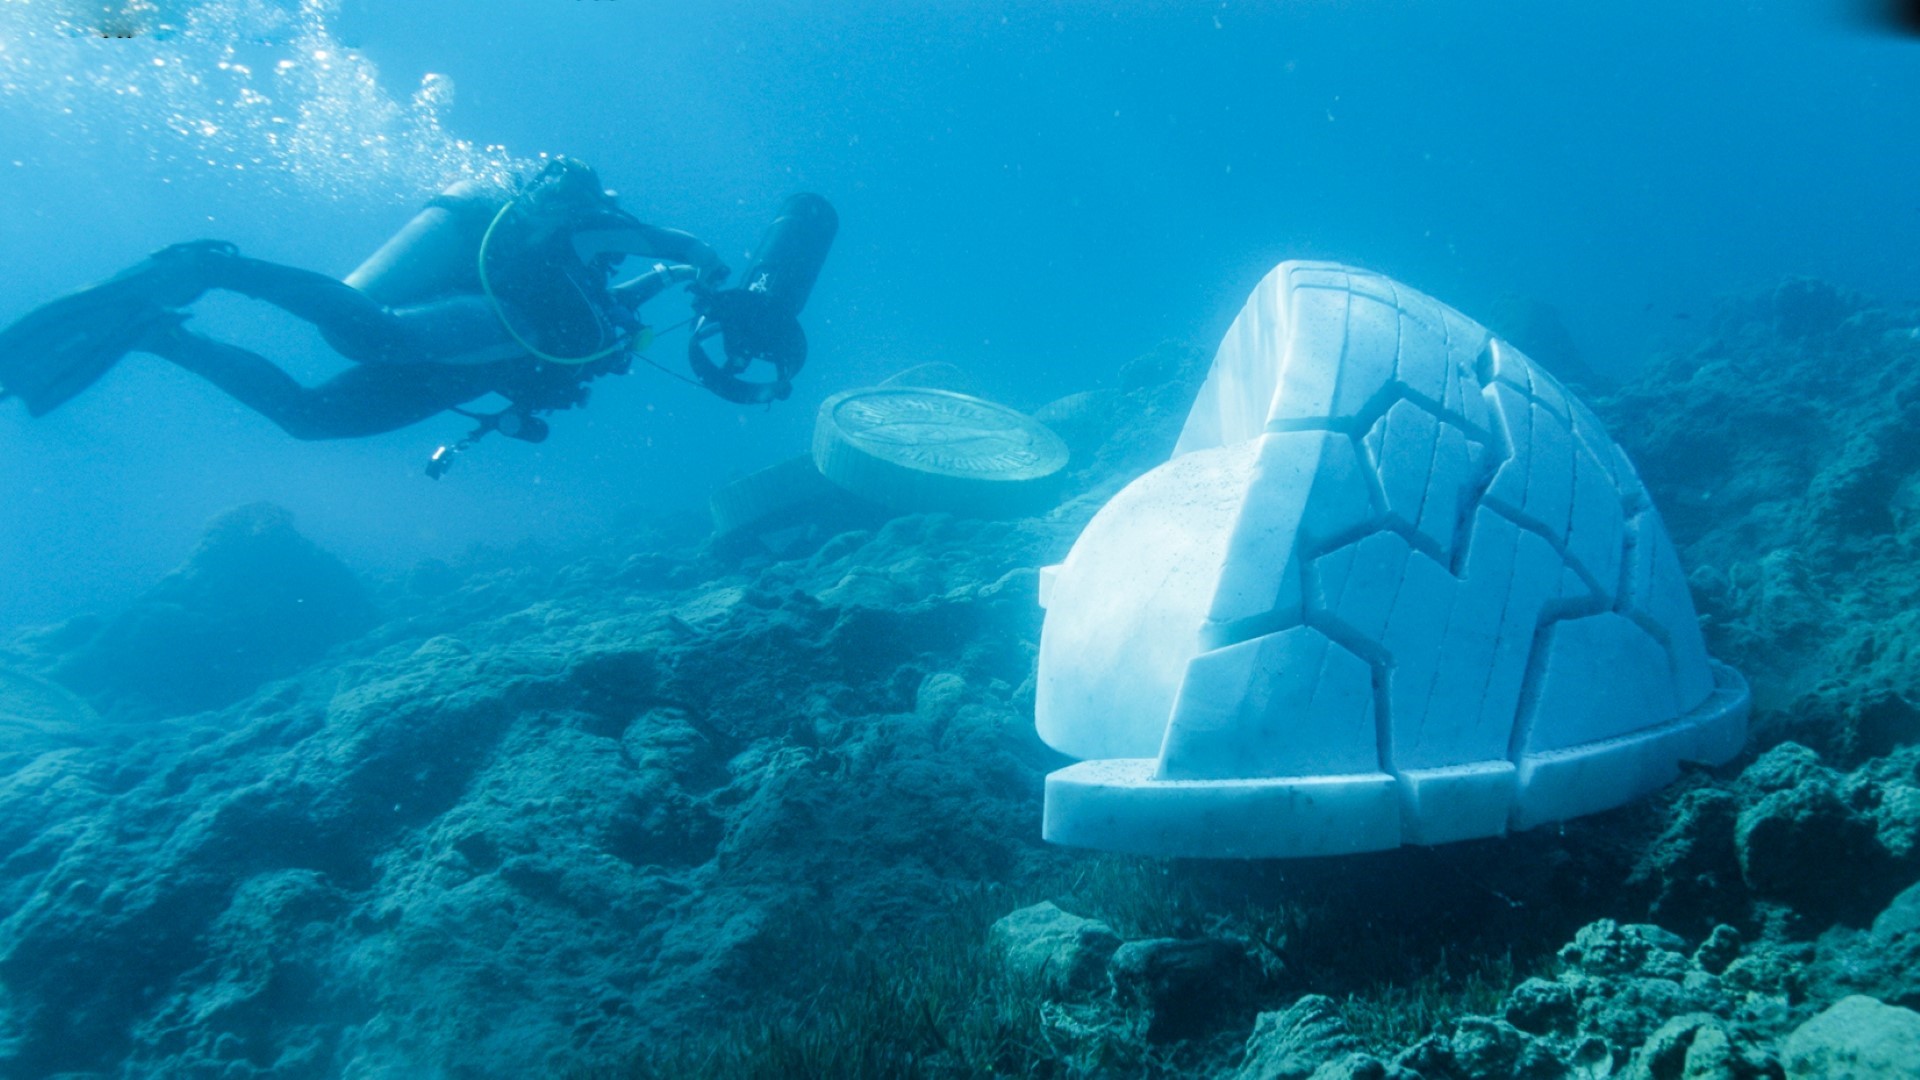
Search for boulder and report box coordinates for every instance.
[1783,995,1920,1079]
[1109,936,1258,1041]
[987,901,1121,998]
[1233,994,1367,1080]
[53,503,373,716]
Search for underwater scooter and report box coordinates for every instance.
[425,193,838,476]
[686,192,839,406]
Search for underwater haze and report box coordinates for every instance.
[1,0,1915,628]
[5,2,1920,1078]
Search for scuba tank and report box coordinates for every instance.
[689,193,839,405]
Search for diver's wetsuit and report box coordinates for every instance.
[139,161,720,440]
[145,259,522,439]
[153,325,544,440]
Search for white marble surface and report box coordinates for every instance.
[1036,262,1749,857]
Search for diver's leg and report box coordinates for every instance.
[171,249,515,366]
[292,363,506,438]
[142,325,336,438]
[380,295,526,366]
[207,258,397,356]
[191,254,473,364]
[146,325,502,440]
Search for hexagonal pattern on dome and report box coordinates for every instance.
[1036,262,1749,858]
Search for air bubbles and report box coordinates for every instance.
[0,0,525,202]
[414,70,453,109]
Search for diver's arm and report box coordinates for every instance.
[610,263,699,310]
[635,226,726,281]
[570,223,729,284]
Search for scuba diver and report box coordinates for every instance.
[0,158,837,475]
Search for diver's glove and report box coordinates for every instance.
[696,256,731,289]
[686,281,806,403]
[688,283,804,377]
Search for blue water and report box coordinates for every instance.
[1,0,1915,628]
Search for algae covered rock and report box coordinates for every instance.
[1804,879,1920,1011]
[1735,769,1890,923]
[1232,994,1368,1080]
[1625,740,1920,934]
[1625,786,1749,935]
[51,503,373,716]
[1771,277,1856,341]
[1109,935,1260,1041]
[1725,742,1919,926]
[1603,276,1920,726]
[1627,1012,1745,1080]
[988,901,1121,997]
[1503,977,1580,1036]
[1394,1016,1566,1080]
[6,272,1920,1078]
[1558,919,1693,980]
[1379,896,1920,1080]
[1367,916,1790,1080]
[1783,995,1920,1079]
[0,488,1077,1077]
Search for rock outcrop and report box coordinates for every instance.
[3,279,1918,1078]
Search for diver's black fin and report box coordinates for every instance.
[0,242,225,416]
[0,288,174,416]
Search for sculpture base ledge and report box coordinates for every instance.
[1043,760,1400,858]
[1511,660,1751,831]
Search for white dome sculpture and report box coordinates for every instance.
[1035,262,1749,858]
